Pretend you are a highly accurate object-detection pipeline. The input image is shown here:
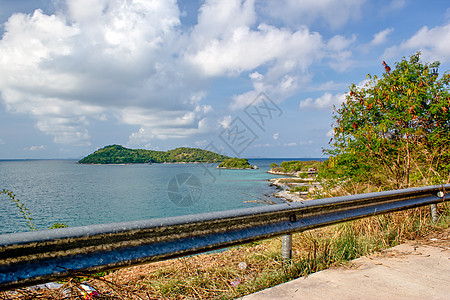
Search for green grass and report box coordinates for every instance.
[289,186,309,193]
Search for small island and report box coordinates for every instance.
[217,158,258,170]
[79,144,230,164]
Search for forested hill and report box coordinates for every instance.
[78,145,230,164]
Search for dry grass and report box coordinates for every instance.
[2,202,448,300]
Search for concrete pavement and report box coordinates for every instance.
[240,229,450,300]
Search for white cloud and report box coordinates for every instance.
[327,34,356,51]
[261,0,365,29]
[371,28,394,45]
[300,78,373,110]
[230,90,259,111]
[0,0,364,150]
[218,115,232,129]
[195,140,208,147]
[384,24,450,62]
[185,0,328,115]
[0,0,213,146]
[380,0,406,15]
[254,141,296,148]
[127,120,209,145]
[188,1,359,111]
[314,81,347,91]
[26,145,46,151]
[0,138,4,144]
[124,104,213,145]
[187,22,323,77]
[192,0,256,45]
[253,143,273,148]
[1,90,104,145]
[326,129,334,137]
[300,92,346,110]
[249,72,263,81]
[391,0,406,10]
[273,133,279,140]
[325,34,357,72]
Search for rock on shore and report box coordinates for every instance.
[269,178,305,202]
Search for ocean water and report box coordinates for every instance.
[0,158,316,234]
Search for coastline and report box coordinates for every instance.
[267,170,299,177]
[268,173,318,203]
[269,178,305,202]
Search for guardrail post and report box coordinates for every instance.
[281,234,292,260]
[430,204,438,222]
[432,190,445,223]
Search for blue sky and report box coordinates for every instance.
[0,0,449,159]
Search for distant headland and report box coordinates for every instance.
[78,145,230,164]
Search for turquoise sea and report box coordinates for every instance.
[0,158,316,234]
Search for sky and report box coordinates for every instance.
[0,0,449,159]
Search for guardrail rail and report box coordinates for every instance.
[0,184,448,291]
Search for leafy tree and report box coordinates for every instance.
[277,161,322,173]
[323,53,450,190]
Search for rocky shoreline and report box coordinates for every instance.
[267,170,299,177]
[268,174,319,202]
[269,178,304,202]
[266,164,321,202]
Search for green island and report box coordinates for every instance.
[78,144,230,164]
[217,157,258,169]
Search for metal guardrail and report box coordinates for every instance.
[0,184,448,291]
